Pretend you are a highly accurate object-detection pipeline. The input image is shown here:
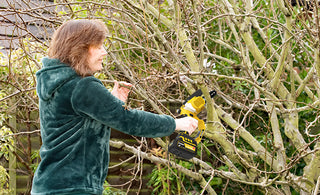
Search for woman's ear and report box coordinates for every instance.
[88,46,94,56]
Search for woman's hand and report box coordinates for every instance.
[175,117,198,135]
[111,81,132,102]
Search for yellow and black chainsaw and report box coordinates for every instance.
[168,89,216,160]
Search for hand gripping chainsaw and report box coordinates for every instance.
[168,89,216,160]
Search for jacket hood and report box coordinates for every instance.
[36,57,78,101]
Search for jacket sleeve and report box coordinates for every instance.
[71,77,176,138]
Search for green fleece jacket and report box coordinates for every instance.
[31,58,176,195]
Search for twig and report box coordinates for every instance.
[200,170,215,195]
[314,176,320,195]
[1,130,40,138]
[0,87,36,102]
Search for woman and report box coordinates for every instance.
[31,19,198,195]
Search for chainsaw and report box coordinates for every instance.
[168,89,216,160]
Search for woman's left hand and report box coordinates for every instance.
[111,81,133,102]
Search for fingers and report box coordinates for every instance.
[114,80,133,88]
[113,80,119,87]
[188,118,198,135]
[118,81,133,88]
[111,81,119,96]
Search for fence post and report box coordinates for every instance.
[8,101,16,195]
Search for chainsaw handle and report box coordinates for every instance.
[193,119,205,143]
[180,130,189,135]
[178,117,205,143]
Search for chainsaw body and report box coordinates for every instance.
[168,89,216,160]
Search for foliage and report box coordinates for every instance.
[147,161,199,194]
[0,165,10,194]
[0,37,45,193]
[0,127,13,161]
[103,181,126,195]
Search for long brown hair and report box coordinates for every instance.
[48,19,106,76]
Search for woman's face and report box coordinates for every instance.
[87,44,107,72]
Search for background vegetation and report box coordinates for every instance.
[1,0,320,194]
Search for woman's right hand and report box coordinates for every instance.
[174,117,198,135]
[111,80,132,102]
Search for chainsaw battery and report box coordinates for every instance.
[168,132,197,160]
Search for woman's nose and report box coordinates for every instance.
[102,47,108,56]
